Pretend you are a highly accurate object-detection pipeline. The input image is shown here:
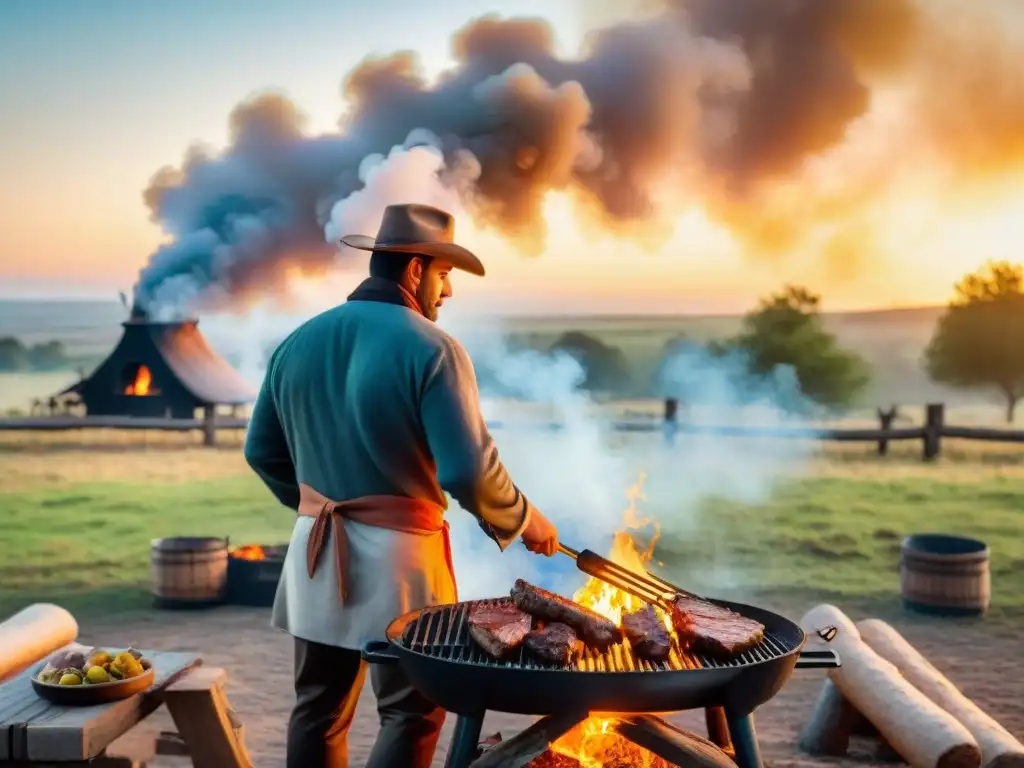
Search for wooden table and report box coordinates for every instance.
[0,651,252,767]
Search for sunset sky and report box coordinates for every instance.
[2,0,1023,316]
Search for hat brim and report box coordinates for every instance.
[339,234,485,277]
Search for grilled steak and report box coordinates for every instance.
[511,579,622,649]
[467,601,532,659]
[621,604,672,662]
[671,595,765,656]
[524,622,582,665]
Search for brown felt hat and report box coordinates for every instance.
[339,203,485,277]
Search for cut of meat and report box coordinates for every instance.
[524,623,583,666]
[621,604,672,662]
[671,595,765,656]
[467,601,533,659]
[511,579,622,649]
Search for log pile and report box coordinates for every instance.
[799,605,1024,768]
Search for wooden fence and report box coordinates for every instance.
[0,402,1020,459]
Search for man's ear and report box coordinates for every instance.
[406,256,424,286]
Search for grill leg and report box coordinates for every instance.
[725,712,763,768]
[705,707,735,757]
[444,713,484,768]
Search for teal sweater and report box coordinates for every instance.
[243,279,533,549]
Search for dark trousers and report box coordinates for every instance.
[287,637,446,768]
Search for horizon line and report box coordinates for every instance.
[0,295,947,318]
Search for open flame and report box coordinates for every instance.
[547,471,675,768]
[124,365,154,396]
[230,544,267,561]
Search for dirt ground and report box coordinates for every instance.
[94,597,1023,768]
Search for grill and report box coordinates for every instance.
[402,598,795,675]
[364,596,840,768]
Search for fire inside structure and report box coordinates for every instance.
[58,302,256,419]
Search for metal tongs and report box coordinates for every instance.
[557,543,695,611]
[558,543,843,668]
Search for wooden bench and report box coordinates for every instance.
[0,652,252,768]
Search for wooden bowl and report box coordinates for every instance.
[31,663,156,706]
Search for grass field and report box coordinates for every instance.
[2,436,1023,620]
[3,299,1021,622]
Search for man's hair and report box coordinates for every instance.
[369,250,431,282]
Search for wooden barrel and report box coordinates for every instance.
[151,537,228,610]
[901,534,990,617]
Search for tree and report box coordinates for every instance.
[0,337,29,372]
[725,285,869,411]
[549,331,632,394]
[924,261,1024,422]
[27,340,68,371]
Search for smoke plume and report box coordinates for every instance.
[136,1,1024,315]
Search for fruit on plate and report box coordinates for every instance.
[85,666,109,684]
[37,647,153,686]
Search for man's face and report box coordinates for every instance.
[412,258,453,322]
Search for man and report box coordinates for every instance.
[243,203,560,768]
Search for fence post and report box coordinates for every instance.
[663,398,678,447]
[877,406,898,456]
[922,403,944,461]
[202,406,217,447]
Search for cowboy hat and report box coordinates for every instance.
[339,203,485,277]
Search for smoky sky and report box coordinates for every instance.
[137,0,1024,314]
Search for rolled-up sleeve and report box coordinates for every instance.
[420,339,533,550]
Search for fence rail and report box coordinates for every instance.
[0,402,1022,459]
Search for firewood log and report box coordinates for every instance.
[801,604,981,768]
[0,603,78,682]
[799,677,868,755]
[858,619,1024,768]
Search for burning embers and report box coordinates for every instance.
[229,544,272,561]
[123,364,156,396]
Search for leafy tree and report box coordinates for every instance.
[924,261,1024,422]
[0,337,30,372]
[550,331,632,394]
[724,285,869,411]
[0,337,70,372]
[27,340,68,371]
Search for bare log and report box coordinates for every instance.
[471,711,585,768]
[801,604,981,768]
[0,604,78,683]
[858,619,1024,768]
[799,678,870,756]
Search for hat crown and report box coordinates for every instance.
[376,204,455,247]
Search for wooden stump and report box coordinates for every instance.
[799,678,871,756]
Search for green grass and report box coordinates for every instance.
[0,477,294,616]
[2,470,1022,619]
[650,477,1024,617]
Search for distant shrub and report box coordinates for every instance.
[0,337,71,373]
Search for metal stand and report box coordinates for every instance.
[445,713,484,768]
[724,712,763,768]
[705,706,763,768]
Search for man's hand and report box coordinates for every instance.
[521,509,559,556]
